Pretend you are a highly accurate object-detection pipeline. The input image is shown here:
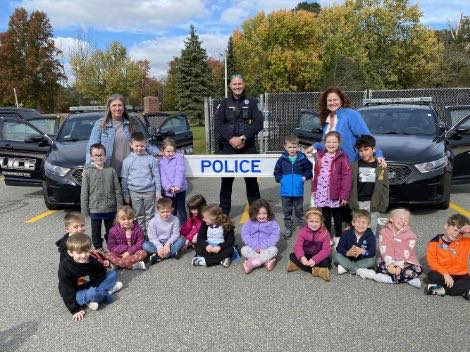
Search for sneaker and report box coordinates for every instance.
[426,284,446,296]
[287,260,299,272]
[333,237,340,248]
[192,256,206,266]
[464,290,470,301]
[131,261,146,270]
[149,254,160,265]
[356,268,376,280]
[407,278,421,288]
[87,302,99,311]
[373,273,394,284]
[312,267,331,281]
[108,281,123,295]
[264,258,277,271]
[283,229,293,239]
[221,257,232,268]
[173,250,182,260]
[243,259,255,274]
[337,265,347,275]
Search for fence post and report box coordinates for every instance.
[204,97,210,154]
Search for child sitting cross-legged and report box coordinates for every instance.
[104,206,148,270]
[333,209,376,279]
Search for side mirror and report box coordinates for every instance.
[437,122,446,134]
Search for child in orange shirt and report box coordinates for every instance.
[426,214,470,299]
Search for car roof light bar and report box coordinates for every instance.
[363,97,433,105]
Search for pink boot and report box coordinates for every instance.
[264,258,277,271]
[243,258,261,274]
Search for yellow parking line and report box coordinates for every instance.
[240,204,250,224]
[25,210,58,224]
[449,202,470,218]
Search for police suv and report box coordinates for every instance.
[0,107,193,210]
[294,98,470,209]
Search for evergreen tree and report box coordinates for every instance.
[175,25,212,125]
[293,1,321,14]
[226,36,237,77]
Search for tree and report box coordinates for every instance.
[207,57,225,98]
[0,8,64,111]
[226,35,238,77]
[70,41,146,103]
[175,25,212,125]
[163,57,179,111]
[293,1,321,14]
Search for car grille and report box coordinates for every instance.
[387,163,412,185]
[71,168,83,185]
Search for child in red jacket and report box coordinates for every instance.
[312,131,352,239]
[287,207,332,281]
[180,195,207,250]
[426,214,470,299]
[104,206,147,270]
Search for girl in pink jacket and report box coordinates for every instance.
[287,207,332,281]
[180,195,207,249]
[374,208,422,288]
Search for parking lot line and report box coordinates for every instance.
[449,202,470,218]
[239,204,250,224]
[25,210,58,224]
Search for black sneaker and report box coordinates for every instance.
[174,250,182,260]
[221,257,232,268]
[149,254,160,265]
[283,229,293,239]
[425,284,445,296]
[464,290,470,301]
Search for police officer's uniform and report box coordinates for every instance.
[214,91,264,215]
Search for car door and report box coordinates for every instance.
[293,109,323,147]
[0,116,53,186]
[150,115,193,153]
[445,106,470,183]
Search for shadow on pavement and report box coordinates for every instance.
[0,321,39,351]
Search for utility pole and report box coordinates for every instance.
[13,88,19,108]
[224,50,228,98]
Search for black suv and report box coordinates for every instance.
[294,103,470,209]
[0,109,193,209]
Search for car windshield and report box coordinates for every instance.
[360,108,438,136]
[56,115,100,142]
[29,118,58,136]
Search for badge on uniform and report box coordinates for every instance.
[244,99,249,105]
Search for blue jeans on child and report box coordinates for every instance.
[142,236,185,260]
[75,270,117,305]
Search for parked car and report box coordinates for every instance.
[293,102,470,209]
[0,108,193,209]
[0,107,60,139]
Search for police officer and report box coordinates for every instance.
[214,74,264,215]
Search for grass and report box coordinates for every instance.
[191,125,206,154]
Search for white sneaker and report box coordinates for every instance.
[108,281,123,295]
[373,273,393,284]
[131,261,146,270]
[87,302,99,311]
[356,268,376,280]
[337,265,347,275]
[333,237,340,248]
[407,278,421,288]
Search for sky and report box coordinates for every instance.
[0,0,468,81]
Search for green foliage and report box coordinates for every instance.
[293,1,321,14]
[175,25,212,125]
[0,8,64,111]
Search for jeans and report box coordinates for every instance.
[142,236,185,259]
[220,177,260,215]
[333,252,376,274]
[130,191,155,235]
[91,218,115,249]
[281,197,304,231]
[169,191,188,225]
[75,270,117,305]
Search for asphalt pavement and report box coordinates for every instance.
[0,176,469,352]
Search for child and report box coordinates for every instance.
[104,206,148,270]
[81,143,123,250]
[426,214,470,299]
[274,135,313,238]
[333,209,376,279]
[193,204,235,268]
[180,195,207,249]
[374,208,422,288]
[121,132,161,235]
[159,137,188,225]
[56,212,86,262]
[287,207,331,281]
[241,199,281,273]
[312,131,352,239]
[142,198,185,264]
[58,233,123,321]
[349,135,389,233]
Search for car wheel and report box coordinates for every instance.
[42,182,60,210]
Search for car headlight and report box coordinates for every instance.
[414,156,448,173]
[45,161,71,177]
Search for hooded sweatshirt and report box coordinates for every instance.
[378,223,419,267]
[293,225,331,263]
[241,219,281,250]
[147,213,180,250]
[121,151,161,198]
[158,153,187,197]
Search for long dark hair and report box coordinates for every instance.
[249,199,274,221]
[187,195,207,219]
[101,93,136,133]
[317,87,351,126]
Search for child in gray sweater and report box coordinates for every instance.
[121,132,161,235]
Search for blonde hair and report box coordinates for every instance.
[305,207,324,222]
[66,233,92,253]
[116,206,135,220]
[64,212,85,228]
[161,137,176,151]
[389,208,411,222]
[203,204,235,232]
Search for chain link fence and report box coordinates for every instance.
[204,88,470,153]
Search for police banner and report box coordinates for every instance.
[183,154,315,177]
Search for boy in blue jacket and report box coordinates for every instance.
[333,209,376,279]
[274,135,313,238]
